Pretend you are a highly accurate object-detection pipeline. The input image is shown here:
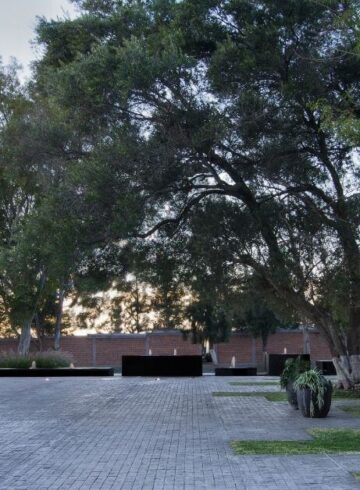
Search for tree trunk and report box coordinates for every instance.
[54,288,65,351]
[261,332,268,352]
[350,355,360,384]
[34,313,43,351]
[16,270,47,356]
[18,319,32,356]
[333,355,360,389]
[347,306,360,355]
[302,326,310,354]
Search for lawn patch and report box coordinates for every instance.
[213,388,360,402]
[229,381,278,386]
[352,472,360,481]
[341,406,360,416]
[333,389,360,400]
[212,391,286,401]
[264,392,287,401]
[232,429,360,455]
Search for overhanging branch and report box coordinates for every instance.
[137,189,226,238]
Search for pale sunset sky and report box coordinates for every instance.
[0,0,78,80]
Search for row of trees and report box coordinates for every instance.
[0,0,359,386]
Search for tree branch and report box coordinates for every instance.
[137,189,226,238]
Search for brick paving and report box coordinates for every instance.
[0,375,359,489]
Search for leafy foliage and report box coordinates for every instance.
[294,369,333,413]
[184,301,230,345]
[0,1,359,375]
[0,352,32,368]
[0,350,73,368]
[33,0,360,359]
[280,356,311,389]
[33,351,73,368]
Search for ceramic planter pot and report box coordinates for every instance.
[297,383,333,418]
[286,382,299,409]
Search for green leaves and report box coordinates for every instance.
[0,0,358,357]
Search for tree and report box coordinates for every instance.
[106,243,184,332]
[115,276,152,332]
[0,59,99,352]
[237,295,283,352]
[0,60,45,352]
[35,1,360,387]
[184,301,230,348]
[141,243,185,329]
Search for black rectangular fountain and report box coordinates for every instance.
[267,354,310,376]
[215,366,257,376]
[315,360,336,375]
[0,367,114,377]
[122,355,202,377]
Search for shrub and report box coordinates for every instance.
[280,356,310,389]
[33,351,73,368]
[0,352,32,368]
[0,350,73,369]
[294,369,332,414]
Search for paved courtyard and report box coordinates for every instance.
[0,375,359,489]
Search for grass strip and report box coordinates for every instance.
[333,389,360,399]
[229,381,278,386]
[341,406,360,416]
[231,429,360,455]
[352,472,360,481]
[213,391,285,401]
[213,389,360,402]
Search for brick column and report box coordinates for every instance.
[92,337,97,367]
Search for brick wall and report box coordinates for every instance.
[215,334,256,365]
[0,338,18,353]
[0,329,332,367]
[148,331,202,356]
[94,336,145,367]
[214,330,332,366]
[54,336,93,366]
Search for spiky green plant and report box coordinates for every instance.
[280,356,310,389]
[294,369,331,415]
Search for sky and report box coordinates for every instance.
[0,0,78,81]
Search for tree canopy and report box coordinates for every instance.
[0,1,359,387]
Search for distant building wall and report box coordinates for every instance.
[0,329,332,367]
[214,330,332,367]
[148,331,202,356]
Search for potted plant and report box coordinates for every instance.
[294,369,333,418]
[280,356,310,409]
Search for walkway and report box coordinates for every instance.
[0,376,359,489]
